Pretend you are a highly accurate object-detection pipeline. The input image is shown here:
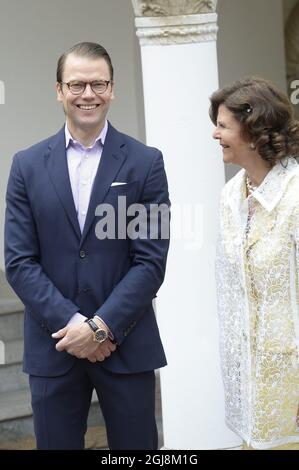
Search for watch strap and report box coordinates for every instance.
[85,318,99,333]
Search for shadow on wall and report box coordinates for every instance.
[0,269,16,299]
[285,0,299,118]
[0,81,4,104]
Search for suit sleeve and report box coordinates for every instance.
[4,154,79,333]
[95,150,170,344]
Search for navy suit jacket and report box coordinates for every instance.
[5,123,170,376]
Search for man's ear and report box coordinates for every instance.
[56,82,63,102]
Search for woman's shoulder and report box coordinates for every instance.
[221,168,245,200]
[285,160,299,189]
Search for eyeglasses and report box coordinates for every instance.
[60,80,112,95]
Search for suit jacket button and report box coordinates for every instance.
[79,250,86,258]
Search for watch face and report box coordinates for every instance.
[94,329,108,343]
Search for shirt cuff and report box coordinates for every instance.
[67,312,87,326]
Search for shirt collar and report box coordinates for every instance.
[249,157,299,211]
[228,157,299,215]
[64,120,108,149]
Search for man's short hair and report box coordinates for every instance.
[56,42,114,83]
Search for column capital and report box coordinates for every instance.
[131,0,217,17]
[131,0,218,46]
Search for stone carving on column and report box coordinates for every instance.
[132,0,217,16]
[285,0,299,118]
[131,0,218,46]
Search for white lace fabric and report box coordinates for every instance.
[216,157,299,449]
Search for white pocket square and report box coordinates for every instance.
[111,182,127,186]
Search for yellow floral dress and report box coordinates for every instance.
[216,157,299,449]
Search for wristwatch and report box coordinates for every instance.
[85,318,108,343]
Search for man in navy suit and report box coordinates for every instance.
[4,42,170,450]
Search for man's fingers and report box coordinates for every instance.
[55,338,67,352]
[109,342,117,352]
[68,340,116,362]
[102,349,111,358]
[106,341,117,353]
[52,326,68,339]
[93,341,116,360]
[95,353,106,361]
[87,355,97,363]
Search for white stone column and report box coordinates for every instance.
[132,0,241,449]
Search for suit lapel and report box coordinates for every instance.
[45,127,81,240]
[80,123,127,245]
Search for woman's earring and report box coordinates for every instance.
[250,143,255,150]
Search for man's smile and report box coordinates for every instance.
[76,104,100,110]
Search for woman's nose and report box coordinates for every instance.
[213,127,220,139]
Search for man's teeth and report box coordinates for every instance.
[77,105,98,110]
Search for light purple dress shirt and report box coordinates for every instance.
[65,121,109,328]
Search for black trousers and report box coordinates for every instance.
[29,360,158,450]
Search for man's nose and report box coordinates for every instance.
[82,83,96,97]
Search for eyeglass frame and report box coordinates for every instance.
[60,79,112,95]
